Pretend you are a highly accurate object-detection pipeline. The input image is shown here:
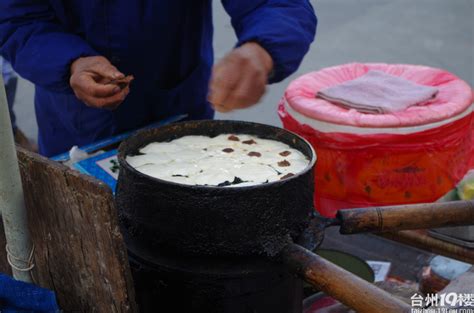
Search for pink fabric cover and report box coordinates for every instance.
[317,70,439,114]
[285,63,473,127]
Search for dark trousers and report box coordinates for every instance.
[5,77,17,130]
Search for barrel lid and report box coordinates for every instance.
[285,63,473,128]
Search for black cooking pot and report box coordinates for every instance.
[116,120,316,257]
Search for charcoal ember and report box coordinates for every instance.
[248,151,262,157]
[231,177,244,185]
[218,177,244,187]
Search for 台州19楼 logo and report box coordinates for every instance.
[411,293,474,312]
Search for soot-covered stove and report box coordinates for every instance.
[115,120,474,313]
[129,244,304,313]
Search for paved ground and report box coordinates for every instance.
[9,0,474,142]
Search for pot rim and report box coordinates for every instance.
[118,119,317,191]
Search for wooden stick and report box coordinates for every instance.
[379,230,474,264]
[337,200,474,234]
[280,243,411,313]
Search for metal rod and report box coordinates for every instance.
[0,73,33,282]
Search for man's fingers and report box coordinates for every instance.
[92,84,121,98]
[81,86,130,110]
[208,75,232,107]
[110,75,135,89]
[226,81,264,109]
[218,71,266,111]
[213,103,233,113]
[208,60,240,107]
[208,51,268,112]
[73,74,122,98]
[92,62,125,81]
[70,56,133,109]
[107,86,130,108]
[97,86,130,109]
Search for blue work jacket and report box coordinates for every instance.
[0,1,317,156]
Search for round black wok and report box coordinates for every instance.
[116,120,316,257]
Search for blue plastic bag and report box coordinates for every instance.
[0,273,59,313]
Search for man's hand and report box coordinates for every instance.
[208,42,273,113]
[70,56,133,110]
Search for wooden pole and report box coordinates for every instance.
[280,243,411,313]
[337,201,474,234]
[380,230,474,264]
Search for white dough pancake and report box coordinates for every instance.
[139,142,182,154]
[161,175,196,185]
[230,163,279,183]
[126,153,172,167]
[127,133,310,186]
[193,169,236,186]
[135,163,176,179]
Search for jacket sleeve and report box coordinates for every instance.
[0,0,99,93]
[222,0,317,83]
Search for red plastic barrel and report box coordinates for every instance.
[279,63,474,217]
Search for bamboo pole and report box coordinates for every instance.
[0,73,33,282]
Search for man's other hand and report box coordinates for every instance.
[208,42,273,113]
[70,56,133,110]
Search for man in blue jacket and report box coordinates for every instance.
[0,1,317,157]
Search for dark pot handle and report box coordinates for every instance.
[335,200,474,234]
